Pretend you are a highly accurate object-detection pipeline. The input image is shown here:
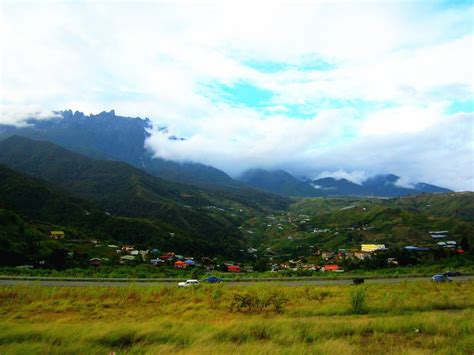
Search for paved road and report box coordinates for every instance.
[0,275,472,287]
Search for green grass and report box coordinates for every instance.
[350,288,367,315]
[0,281,473,353]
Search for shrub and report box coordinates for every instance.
[310,290,331,303]
[97,329,144,348]
[350,288,367,314]
[229,290,287,314]
[211,284,224,302]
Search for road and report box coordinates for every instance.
[0,275,473,287]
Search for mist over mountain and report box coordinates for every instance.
[0,110,454,197]
[239,169,452,197]
[0,110,238,188]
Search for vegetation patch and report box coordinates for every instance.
[229,290,288,313]
[350,288,368,314]
[0,281,473,354]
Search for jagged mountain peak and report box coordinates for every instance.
[0,110,237,188]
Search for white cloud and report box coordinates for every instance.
[1,1,473,190]
[315,170,369,185]
[359,104,445,136]
[297,112,474,191]
[0,105,61,126]
[145,107,356,175]
[394,176,415,189]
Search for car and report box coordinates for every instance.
[178,279,200,287]
[202,276,223,283]
[353,277,364,285]
[431,274,452,282]
[444,271,461,277]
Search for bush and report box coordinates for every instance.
[229,290,287,314]
[350,288,367,314]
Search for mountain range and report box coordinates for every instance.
[0,135,470,268]
[0,110,237,188]
[0,135,290,259]
[239,169,451,198]
[0,110,452,197]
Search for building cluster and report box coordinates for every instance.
[50,224,465,272]
[403,231,464,254]
[277,260,343,272]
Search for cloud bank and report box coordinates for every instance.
[1,1,473,190]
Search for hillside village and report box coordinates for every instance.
[19,194,469,275]
[1,169,472,275]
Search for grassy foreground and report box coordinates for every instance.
[0,282,473,354]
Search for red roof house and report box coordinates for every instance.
[174,260,187,269]
[322,264,340,272]
[227,265,240,273]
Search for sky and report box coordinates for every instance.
[0,0,473,190]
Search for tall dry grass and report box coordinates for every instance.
[0,281,473,354]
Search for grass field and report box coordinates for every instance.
[0,281,473,354]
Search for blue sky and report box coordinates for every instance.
[0,0,473,190]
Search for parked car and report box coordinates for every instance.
[431,274,452,282]
[444,271,461,277]
[202,276,223,283]
[353,277,364,285]
[178,279,200,287]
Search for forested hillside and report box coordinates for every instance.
[0,137,293,265]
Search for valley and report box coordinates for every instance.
[0,116,472,278]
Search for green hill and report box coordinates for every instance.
[0,137,291,263]
[0,165,244,264]
[0,110,241,188]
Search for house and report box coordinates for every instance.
[321,251,334,260]
[50,231,65,239]
[301,264,320,271]
[430,234,447,239]
[89,258,102,267]
[429,231,448,238]
[227,265,240,273]
[121,245,135,253]
[361,244,386,252]
[160,252,175,260]
[344,250,354,258]
[322,264,341,272]
[185,259,195,266]
[404,246,430,252]
[354,251,371,260]
[314,228,330,233]
[386,258,398,265]
[150,258,164,266]
[120,255,136,264]
[174,260,187,269]
[138,250,149,261]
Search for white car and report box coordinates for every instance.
[178,279,200,287]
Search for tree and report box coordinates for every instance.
[48,248,68,270]
[253,257,270,272]
[460,236,470,252]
